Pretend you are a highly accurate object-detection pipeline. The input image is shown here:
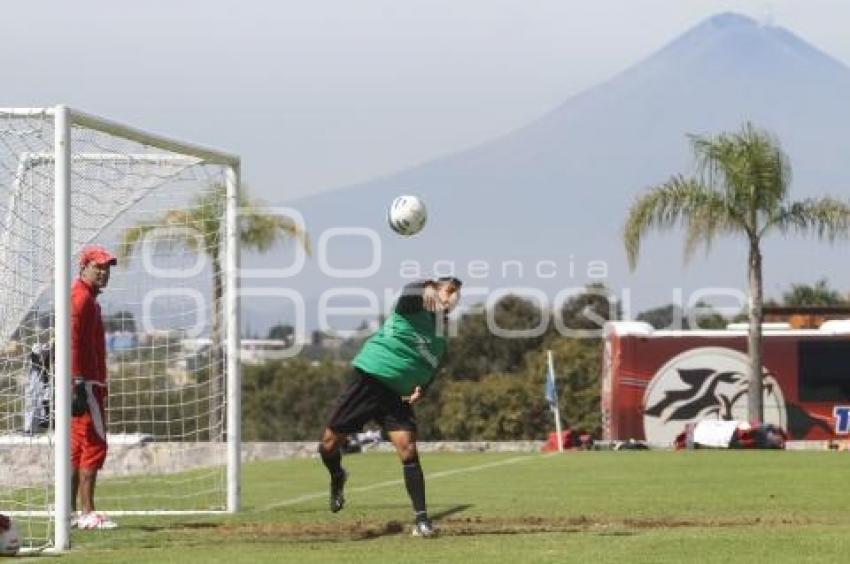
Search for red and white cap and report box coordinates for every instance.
[78,245,117,268]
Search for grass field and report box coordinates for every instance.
[46,450,850,563]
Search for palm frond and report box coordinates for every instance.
[689,122,790,224]
[690,131,741,191]
[117,224,159,262]
[239,209,311,255]
[682,194,742,262]
[737,123,790,213]
[119,182,311,267]
[769,197,850,242]
[624,175,737,269]
[117,208,208,264]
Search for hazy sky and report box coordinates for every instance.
[4,1,850,201]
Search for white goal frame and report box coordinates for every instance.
[0,106,242,551]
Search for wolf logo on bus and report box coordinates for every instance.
[642,348,787,445]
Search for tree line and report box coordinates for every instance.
[245,277,848,442]
[243,289,613,442]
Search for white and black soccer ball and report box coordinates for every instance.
[387,195,427,237]
[0,515,20,557]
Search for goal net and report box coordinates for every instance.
[0,107,241,552]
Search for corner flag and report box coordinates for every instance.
[545,360,557,408]
[545,350,564,451]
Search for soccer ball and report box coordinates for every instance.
[0,515,20,557]
[387,195,427,236]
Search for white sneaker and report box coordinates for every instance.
[411,518,438,538]
[70,511,80,529]
[77,512,118,530]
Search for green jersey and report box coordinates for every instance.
[352,285,448,396]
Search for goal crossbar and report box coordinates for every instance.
[0,107,239,167]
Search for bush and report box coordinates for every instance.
[241,358,348,441]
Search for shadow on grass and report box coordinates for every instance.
[431,504,474,521]
[286,502,411,514]
[351,504,475,541]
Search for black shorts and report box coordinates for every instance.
[326,368,417,433]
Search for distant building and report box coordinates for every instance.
[239,339,292,365]
[179,337,291,365]
[763,306,850,329]
[311,330,345,350]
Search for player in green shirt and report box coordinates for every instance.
[317,276,462,538]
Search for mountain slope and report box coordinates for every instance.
[257,12,850,330]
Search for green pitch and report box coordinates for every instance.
[60,451,850,563]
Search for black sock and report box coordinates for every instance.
[319,444,343,477]
[403,460,427,520]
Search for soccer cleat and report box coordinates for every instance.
[411,518,437,538]
[329,469,347,513]
[77,512,118,530]
[70,511,81,529]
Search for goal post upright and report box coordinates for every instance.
[225,163,241,513]
[53,104,72,552]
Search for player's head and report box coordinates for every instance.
[79,245,117,290]
[436,276,462,312]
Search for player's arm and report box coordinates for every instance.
[70,292,92,415]
[395,280,440,314]
[70,292,88,380]
[403,386,424,405]
[402,356,447,404]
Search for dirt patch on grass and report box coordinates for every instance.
[210,519,408,541]
[429,514,814,537]
[187,514,815,541]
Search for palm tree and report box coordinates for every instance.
[624,123,850,422]
[118,184,310,433]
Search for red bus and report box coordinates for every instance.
[601,321,850,445]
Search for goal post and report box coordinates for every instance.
[0,106,242,552]
[55,104,71,554]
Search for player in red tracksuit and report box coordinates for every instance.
[70,245,118,530]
